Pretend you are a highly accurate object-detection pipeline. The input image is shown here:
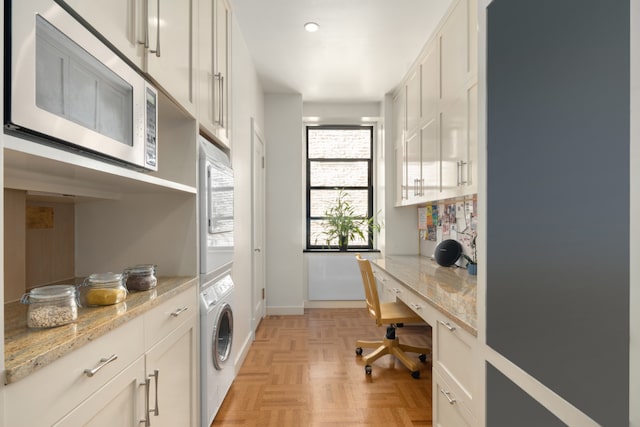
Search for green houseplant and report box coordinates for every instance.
[320,189,381,251]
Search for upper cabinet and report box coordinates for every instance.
[198,0,232,148]
[61,0,197,116]
[61,0,145,68]
[145,0,197,116]
[394,0,478,206]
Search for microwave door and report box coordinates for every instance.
[7,1,156,171]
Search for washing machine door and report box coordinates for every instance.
[212,303,233,370]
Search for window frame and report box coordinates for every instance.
[305,124,375,250]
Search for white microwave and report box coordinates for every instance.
[4,0,158,171]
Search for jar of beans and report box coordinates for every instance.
[21,285,78,328]
[124,264,157,291]
[78,273,127,307]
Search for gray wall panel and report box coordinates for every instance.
[486,0,629,425]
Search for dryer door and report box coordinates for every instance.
[212,303,233,370]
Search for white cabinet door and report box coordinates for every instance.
[53,357,146,427]
[405,131,421,203]
[439,0,467,107]
[420,43,439,124]
[420,118,440,201]
[145,315,198,427]
[440,97,466,197]
[406,68,421,134]
[146,0,196,115]
[393,89,407,205]
[61,0,145,68]
[198,0,231,147]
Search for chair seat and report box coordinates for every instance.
[379,301,425,326]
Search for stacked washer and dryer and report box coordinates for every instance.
[199,136,236,427]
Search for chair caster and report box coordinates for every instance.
[355,347,363,356]
[365,365,372,375]
[419,353,428,363]
[411,371,420,379]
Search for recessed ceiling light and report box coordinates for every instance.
[304,22,319,33]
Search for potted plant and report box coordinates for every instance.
[462,234,477,275]
[320,189,381,251]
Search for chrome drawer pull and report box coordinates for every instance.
[439,320,456,332]
[84,354,118,377]
[141,378,151,426]
[149,370,160,417]
[440,389,456,405]
[410,303,422,310]
[170,307,188,317]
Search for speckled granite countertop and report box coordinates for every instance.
[372,255,477,335]
[4,276,197,384]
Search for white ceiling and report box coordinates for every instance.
[230,0,454,102]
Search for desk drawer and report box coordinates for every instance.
[433,366,476,426]
[435,314,475,400]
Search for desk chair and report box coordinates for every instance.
[355,254,430,379]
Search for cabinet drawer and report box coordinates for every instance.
[435,314,475,400]
[4,315,145,427]
[144,285,197,348]
[433,367,476,427]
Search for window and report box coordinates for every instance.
[306,125,375,250]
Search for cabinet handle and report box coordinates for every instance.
[139,0,149,48]
[466,160,472,186]
[83,354,118,377]
[171,306,189,317]
[141,378,151,426]
[410,303,422,311]
[149,369,160,417]
[420,178,425,196]
[458,160,468,186]
[440,389,457,405]
[220,74,225,127]
[439,320,456,332]
[149,0,161,57]
[213,72,223,125]
[392,287,401,294]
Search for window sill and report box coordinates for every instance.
[303,248,381,253]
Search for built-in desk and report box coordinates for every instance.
[372,255,477,334]
[371,255,478,426]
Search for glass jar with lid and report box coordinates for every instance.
[78,273,127,307]
[21,285,78,328]
[124,264,158,291]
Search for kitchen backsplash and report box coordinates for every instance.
[418,194,477,266]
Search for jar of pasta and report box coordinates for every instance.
[21,285,78,328]
[78,273,127,307]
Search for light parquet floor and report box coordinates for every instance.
[212,308,433,427]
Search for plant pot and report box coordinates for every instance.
[467,263,477,276]
[338,235,349,251]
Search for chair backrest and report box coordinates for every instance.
[356,254,382,326]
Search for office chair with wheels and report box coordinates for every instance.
[355,254,430,379]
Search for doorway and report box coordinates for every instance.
[251,118,266,334]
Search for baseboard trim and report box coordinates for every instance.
[266,306,305,315]
[304,300,366,309]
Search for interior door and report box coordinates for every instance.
[251,118,266,334]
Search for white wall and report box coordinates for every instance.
[228,12,265,368]
[264,94,304,314]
